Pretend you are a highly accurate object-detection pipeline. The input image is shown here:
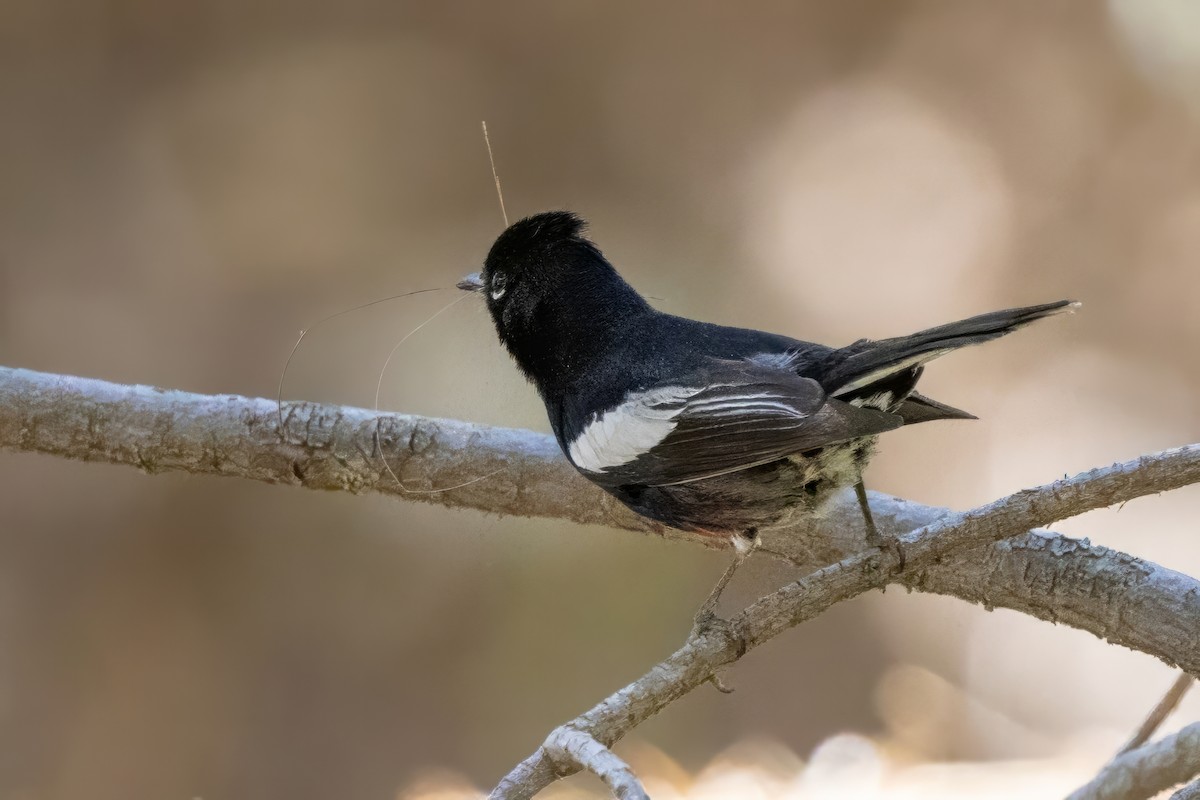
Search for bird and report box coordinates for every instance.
[459,211,1075,608]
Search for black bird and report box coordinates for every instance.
[460,211,1075,556]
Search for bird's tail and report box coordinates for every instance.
[826,300,1079,399]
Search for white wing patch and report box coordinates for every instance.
[687,393,801,416]
[848,391,895,411]
[567,385,811,474]
[568,386,700,472]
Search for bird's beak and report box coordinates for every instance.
[457,272,484,292]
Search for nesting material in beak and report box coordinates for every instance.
[457,272,484,292]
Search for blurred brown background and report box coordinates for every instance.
[2,1,1200,798]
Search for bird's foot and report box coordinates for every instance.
[855,479,906,572]
[871,534,907,574]
[692,529,758,629]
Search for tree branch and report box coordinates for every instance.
[0,366,672,540]
[2,365,1199,798]
[538,729,648,800]
[1067,722,1200,800]
[2,367,1196,666]
[1069,673,1199,800]
[1172,778,1200,800]
[1117,672,1194,757]
[489,446,1200,798]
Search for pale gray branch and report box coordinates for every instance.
[3,366,1200,666]
[538,728,648,800]
[490,446,1200,798]
[0,366,672,541]
[2,366,1200,799]
[1068,722,1200,800]
[1172,778,1200,800]
[1072,672,1197,800]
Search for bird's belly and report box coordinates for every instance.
[610,437,878,538]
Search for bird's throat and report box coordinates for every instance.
[503,296,648,395]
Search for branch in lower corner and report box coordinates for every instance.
[1067,722,1200,800]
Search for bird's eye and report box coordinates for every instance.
[490,272,507,300]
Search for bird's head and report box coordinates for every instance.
[460,211,648,388]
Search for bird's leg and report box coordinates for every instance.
[854,479,882,547]
[693,530,759,628]
[856,479,906,571]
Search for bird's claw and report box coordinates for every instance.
[869,533,907,573]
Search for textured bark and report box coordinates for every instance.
[1173,779,1200,800]
[1068,722,1200,800]
[491,447,1200,798]
[541,730,648,800]
[3,365,1200,799]
[0,366,668,539]
[5,368,1194,672]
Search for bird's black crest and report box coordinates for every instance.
[489,211,590,259]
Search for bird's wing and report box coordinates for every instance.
[566,362,902,487]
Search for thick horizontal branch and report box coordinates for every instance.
[0,365,898,554]
[3,366,1199,799]
[2,366,1199,669]
[0,366,672,539]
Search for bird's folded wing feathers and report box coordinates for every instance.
[567,364,902,487]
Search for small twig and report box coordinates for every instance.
[494,728,647,800]
[1117,672,1195,756]
[1067,722,1200,800]
[708,672,735,694]
[547,729,647,800]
